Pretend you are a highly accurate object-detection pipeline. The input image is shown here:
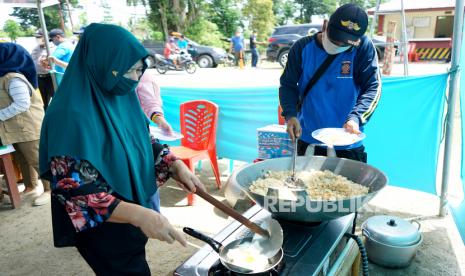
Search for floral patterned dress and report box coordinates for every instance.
[49,145,177,244]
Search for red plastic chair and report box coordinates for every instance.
[278,105,285,125]
[171,100,220,205]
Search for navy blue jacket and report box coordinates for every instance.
[279,33,381,147]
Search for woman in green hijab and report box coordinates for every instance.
[39,23,204,275]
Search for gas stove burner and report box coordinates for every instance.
[208,260,286,276]
[272,215,323,227]
[281,220,323,227]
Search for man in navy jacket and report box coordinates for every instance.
[279,3,381,162]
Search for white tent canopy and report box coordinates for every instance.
[0,0,58,8]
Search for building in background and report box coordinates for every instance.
[368,0,455,61]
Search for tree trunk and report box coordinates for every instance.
[187,0,197,25]
[159,1,169,40]
[172,0,185,32]
[64,0,74,31]
[57,3,66,31]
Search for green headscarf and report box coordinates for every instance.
[39,23,156,208]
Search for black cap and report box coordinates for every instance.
[327,3,368,46]
[73,26,86,35]
[48,28,65,40]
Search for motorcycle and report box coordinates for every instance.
[154,50,197,74]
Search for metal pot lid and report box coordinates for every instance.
[362,215,421,246]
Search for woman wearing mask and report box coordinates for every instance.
[39,23,204,275]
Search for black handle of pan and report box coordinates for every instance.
[183,227,223,253]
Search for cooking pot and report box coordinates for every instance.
[362,215,422,268]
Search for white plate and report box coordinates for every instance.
[149,126,183,141]
[311,128,366,146]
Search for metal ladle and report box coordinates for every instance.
[285,138,305,188]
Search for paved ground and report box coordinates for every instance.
[1,61,464,276]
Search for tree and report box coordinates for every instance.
[10,0,78,31]
[128,0,201,40]
[184,18,225,47]
[206,0,241,37]
[282,1,297,25]
[146,0,170,40]
[294,0,337,23]
[272,0,297,25]
[127,0,225,47]
[3,20,23,42]
[242,0,275,39]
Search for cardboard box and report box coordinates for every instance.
[257,124,293,159]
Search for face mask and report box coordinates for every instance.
[109,77,138,95]
[322,31,350,55]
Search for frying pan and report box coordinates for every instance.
[183,227,283,275]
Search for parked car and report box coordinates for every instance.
[266,23,322,67]
[143,37,227,68]
[267,24,392,67]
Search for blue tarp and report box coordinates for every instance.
[160,73,447,195]
[364,74,447,194]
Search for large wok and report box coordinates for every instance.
[233,156,387,222]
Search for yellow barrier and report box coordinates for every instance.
[415,47,450,61]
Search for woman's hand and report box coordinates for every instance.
[153,116,173,134]
[132,205,187,246]
[170,160,205,193]
[109,201,187,246]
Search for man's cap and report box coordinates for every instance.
[73,26,86,35]
[34,29,44,38]
[48,28,65,39]
[327,3,368,46]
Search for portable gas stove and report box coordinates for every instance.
[174,205,355,276]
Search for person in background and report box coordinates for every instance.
[229,29,245,66]
[249,30,266,68]
[39,23,204,275]
[177,35,188,51]
[136,70,173,133]
[279,3,381,163]
[164,37,179,68]
[46,28,74,73]
[135,69,173,212]
[0,43,50,206]
[31,29,55,110]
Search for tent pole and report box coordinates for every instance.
[439,0,464,217]
[400,0,409,76]
[36,0,58,92]
[369,0,381,38]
